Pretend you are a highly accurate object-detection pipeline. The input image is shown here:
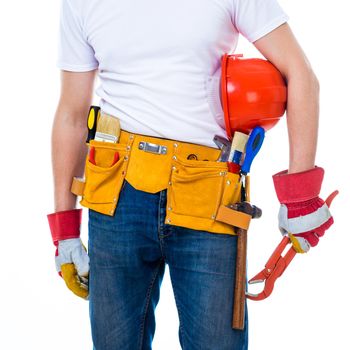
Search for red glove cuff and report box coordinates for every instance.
[47,209,82,244]
[273,167,324,204]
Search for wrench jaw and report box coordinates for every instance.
[246,270,275,301]
[248,269,269,286]
[246,289,270,301]
[245,236,297,301]
[246,279,266,300]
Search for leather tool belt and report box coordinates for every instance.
[71,118,250,235]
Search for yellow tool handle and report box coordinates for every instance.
[86,106,101,143]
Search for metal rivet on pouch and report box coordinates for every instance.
[168,181,172,185]
[226,180,231,185]
[174,143,178,148]
[126,145,131,150]
[113,198,117,202]
[166,218,171,223]
[211,214,216,219]
[220,171,226,176]
[172,155,177,160]
[129,135,134,139]
[172,166,176,170]
[124,156,129,161]
[168,207,172,211]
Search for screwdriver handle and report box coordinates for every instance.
[241,126,265,175]
[86,106,101,143]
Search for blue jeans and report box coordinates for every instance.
[88,180,248,350]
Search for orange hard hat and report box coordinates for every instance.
[221,54,287,139]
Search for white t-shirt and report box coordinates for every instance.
[57,0,288,147]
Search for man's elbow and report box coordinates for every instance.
[306,64,320,96]
[285,61,320,97]
[312,70,320,96]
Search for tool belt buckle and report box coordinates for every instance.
[138,141,167,155]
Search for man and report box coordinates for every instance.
[47,0,334,349]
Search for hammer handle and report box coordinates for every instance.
[232,227,247,330]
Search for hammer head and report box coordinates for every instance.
[213,135,231,162]
[228,202,262,219]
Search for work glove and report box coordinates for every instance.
[47,209,89,299]
[273,166,336,253]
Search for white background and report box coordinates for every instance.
[0,0,349,349]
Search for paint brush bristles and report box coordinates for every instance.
[95,113,121,143]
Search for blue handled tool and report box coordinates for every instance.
[241,126,265,175]
[240,126,265,201]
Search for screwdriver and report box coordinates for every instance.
[240,126,265,201]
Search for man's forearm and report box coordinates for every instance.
[285,66,319,174]
[253,24,320,174]
[51,107,88,212]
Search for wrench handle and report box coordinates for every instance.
[232,227,247,330]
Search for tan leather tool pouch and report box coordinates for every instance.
[75,140,129,216]
[166,154,244,235]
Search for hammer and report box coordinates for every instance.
[229,202,262,330]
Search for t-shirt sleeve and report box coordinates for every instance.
[57,0,98,71]
[232,0,289,43]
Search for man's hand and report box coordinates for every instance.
[55,238,89,299]
[273,167,335,253]
[47,209,89,299]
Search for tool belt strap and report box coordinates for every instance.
[71,177,85,197]
[216,205,252,230]
[71,111,251,235]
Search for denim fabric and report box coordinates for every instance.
[88,180,248,350]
